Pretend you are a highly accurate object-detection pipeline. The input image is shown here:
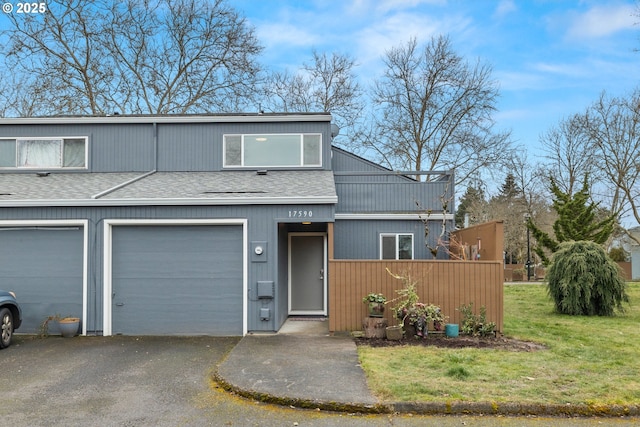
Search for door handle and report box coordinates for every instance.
[319,268,324,280]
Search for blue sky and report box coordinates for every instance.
[233,0,640,157]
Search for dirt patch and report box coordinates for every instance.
[354,333,547,352]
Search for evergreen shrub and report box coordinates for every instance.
[546,240,629,316]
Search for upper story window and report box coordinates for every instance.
[380,233,414,260]
[0,137,87,169]
[224,134,321,168]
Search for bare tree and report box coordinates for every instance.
[540,113,598,196]
[365,35,512,184]
[583,90,640,242]
[261,51,364,146]
[2,0,263,116]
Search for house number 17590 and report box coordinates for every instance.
[288,210,312,218]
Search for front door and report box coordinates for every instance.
[288,233,326,315]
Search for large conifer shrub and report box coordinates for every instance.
[546,240,629,316]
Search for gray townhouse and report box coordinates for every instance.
[0,113,454,336]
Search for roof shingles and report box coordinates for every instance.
[0,170,337,204]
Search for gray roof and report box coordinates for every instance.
[0,170,337,207]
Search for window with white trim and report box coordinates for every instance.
[380,233,414,260]
[224,134,321,168]
[0,137,87,169]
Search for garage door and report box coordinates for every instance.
[0,226,84,333]
[111,225,243,336]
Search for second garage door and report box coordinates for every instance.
[110,224,244,336]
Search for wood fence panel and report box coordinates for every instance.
[328,260,503,333]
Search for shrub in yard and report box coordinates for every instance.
[459,303,496,337]
[546,240,629,316]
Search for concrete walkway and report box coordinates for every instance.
[215,318,383,412]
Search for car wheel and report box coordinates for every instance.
[0,307,13,349]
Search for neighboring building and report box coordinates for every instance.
[0,114,454,336]
[628,226,640,280]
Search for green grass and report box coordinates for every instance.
[357,282,640,405]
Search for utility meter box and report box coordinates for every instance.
[257,281,274,299]
[260,308,271,321]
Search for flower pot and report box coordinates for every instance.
[445,323,459,338]
[368,302,385,317]
[404,324,416,338]
[385,325,403,340]
[58,318,80,338]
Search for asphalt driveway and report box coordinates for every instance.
[0,335,240,426]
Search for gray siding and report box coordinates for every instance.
[0,203,334,335]
[335,181,452,213]
[333,219,450,260]
[0,119,333,173]
[332,147,454,214]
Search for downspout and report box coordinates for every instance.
[153,121,158,171]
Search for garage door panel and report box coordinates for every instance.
[113,257,241,279]
[111,225,243,336]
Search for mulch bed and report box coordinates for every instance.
[354,333,547,352]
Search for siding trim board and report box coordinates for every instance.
[0,219,89,335]
[1,196,338,207]
[0,114,332,126]
[335,213,453,220]
[102,218,248,336]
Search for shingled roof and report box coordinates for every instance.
[0,170,337,207]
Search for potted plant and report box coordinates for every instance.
[362,292,386,317]
[40,314,80,338]
[399,303,447,338]
[385,269,448,339]
[385,269,420,340]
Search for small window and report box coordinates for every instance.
[380,233,414,260]
[223,134,322,168]
[0,137,87,169]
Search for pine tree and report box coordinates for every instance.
[527,175,615,264]
[496,173,521,202]
[455,185,485,228]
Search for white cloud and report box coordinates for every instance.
[256,23,320,48]
[493,0,517,19]
[565,4,636,39]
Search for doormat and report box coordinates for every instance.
[288,316,326,322]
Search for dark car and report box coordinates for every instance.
[0,290,22,349]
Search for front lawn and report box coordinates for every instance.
[357,282,640,405]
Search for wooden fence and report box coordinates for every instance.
[328,260,504,333]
